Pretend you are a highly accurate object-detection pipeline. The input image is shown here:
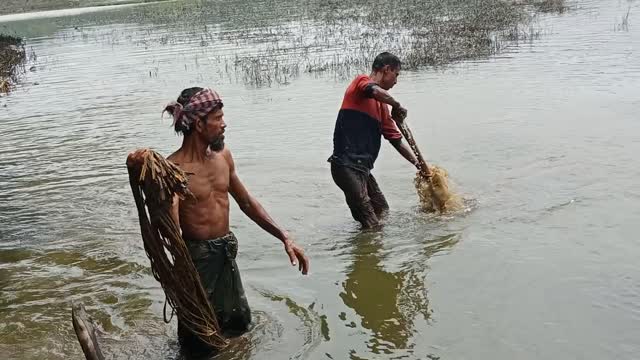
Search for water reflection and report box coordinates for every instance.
[340,230,459,358]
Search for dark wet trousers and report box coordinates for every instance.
[178,233,252,354]
[331,163,389,228]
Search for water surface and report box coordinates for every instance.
[1,0,639,359]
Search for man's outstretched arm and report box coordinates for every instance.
[226,149,309,275]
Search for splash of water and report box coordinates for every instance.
[413,165,463,213]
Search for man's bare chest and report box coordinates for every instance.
[179,161,230,203]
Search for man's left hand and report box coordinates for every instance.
[284,239,310,275]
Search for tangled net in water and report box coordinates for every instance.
[127,149,228,351]
[414,165,463,213]
[395,120,462,214]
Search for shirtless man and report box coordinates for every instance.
[127,87,309,348]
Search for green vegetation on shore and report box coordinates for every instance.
[0,34,26,94]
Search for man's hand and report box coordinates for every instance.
[126,148,151,168]
[412,158,434,178]
[284,239,309,275]
[391,105,408,123]
[419,165,434,179]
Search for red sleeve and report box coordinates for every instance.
[381,105,402,140]
[354,75,375,98]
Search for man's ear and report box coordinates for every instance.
[194,118,204,133]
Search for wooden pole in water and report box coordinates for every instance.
[396,119,446,212]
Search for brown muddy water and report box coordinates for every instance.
[1,0,640,359]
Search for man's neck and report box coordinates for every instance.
[369,71,383,85]
[179,135,210,162]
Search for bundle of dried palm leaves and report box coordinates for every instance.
[127,149,228,350]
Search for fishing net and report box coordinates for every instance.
[414,166,462,213]
[127,149,228,350]
[397,120,460,213]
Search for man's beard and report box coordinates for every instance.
[209,136,225,152]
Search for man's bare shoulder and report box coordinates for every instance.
[220,146,234,167]
[167,150,183,164]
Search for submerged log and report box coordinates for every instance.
[71,303,106,360]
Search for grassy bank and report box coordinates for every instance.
[106,0,567,86]
[0,0,568,88]
[0,34,26,94]
[226,0,570,85]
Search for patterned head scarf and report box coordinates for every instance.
[163,88,223,133]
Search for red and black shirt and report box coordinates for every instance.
[328,74,402,172]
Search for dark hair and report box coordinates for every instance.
[164,87,204,135]
[177,87,204,106]
[372,52,401,72]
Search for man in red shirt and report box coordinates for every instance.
[328,52,428,228]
